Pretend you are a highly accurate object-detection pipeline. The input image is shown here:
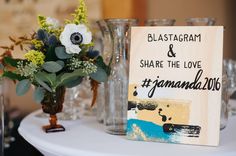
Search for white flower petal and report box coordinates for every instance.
[76,24,92,44]
[61,24,78,39]
[82,31,92,44]
[66,45,81,54]
[59,33,67,44]
[77,24,88,33]
[66,24,79,32]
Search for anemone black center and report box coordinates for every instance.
[70,32,83,45]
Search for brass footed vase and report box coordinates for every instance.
[41,86,66,133]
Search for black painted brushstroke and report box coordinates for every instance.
[128,101,158,111]
[163,123,201,137]
[137,103,157,111]
[128,101,137,110]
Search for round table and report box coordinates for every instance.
[18,110,236,156]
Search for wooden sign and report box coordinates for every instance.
[127,26,223,146]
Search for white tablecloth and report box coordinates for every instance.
[18,109,236,156]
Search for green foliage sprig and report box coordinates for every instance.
[66,0,88,25]
[38,15,62,38]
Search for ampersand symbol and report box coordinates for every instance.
[167,44,176,57]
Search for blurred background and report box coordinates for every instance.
[0,0,235,155]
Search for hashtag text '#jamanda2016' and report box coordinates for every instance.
[142,69,221,98]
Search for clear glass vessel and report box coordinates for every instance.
[145,18,176,26]
[105,19,138,135]
[221,69,229,130]
[58,87,80,120]
[186,17,228,130]
[223,59,236,116]
[96,19,112,123]
[186,17,215,26]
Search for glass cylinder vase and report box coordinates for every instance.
[186,17,215,26]
[105,19,138,135]
[145,18,176,26]
[221,68,229,130]
[96,19,112,123]
[58,87,80,120]
[223,59,236,115]
[186,17,228,130]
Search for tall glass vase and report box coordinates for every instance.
[186,17,228,130]
[223,59,236,115]
[221,68,229,130]
[105,19,138,135]
[96,19,112,123]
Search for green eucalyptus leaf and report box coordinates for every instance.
[56,60,65,68]
[90,66,108,82]
[42,61,63,73]
[57,69,87,87]
[35,76,52,92]
[35,72,56,86]
[95,56,111,76]
[55,46,72,59]
[95,56,104,66]
[64,77,83,88]
[33,87,45,104]
[16,79,31,96]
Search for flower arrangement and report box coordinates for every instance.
[0,0,109,132]
[0,0,109,104]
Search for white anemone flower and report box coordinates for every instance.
[46,17,60,29]
[59,24,92,54]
